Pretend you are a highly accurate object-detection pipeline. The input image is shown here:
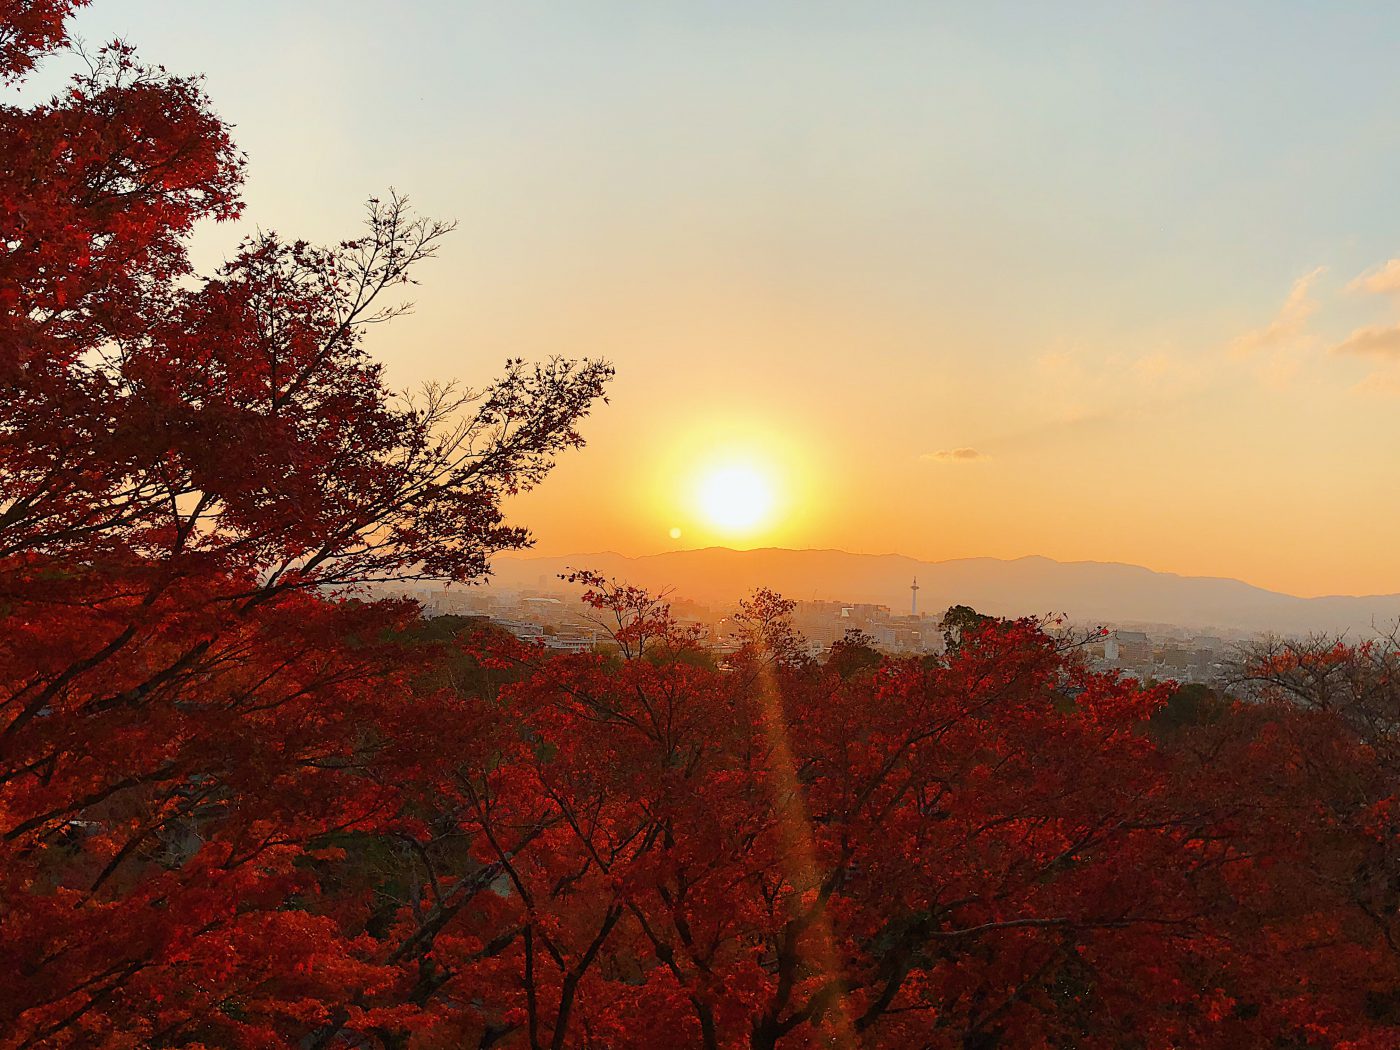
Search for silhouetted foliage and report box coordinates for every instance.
[939,603,999,654]
[825,627,883,678]
[1149,682,1229,736]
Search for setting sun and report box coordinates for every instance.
[696,464,775,533]
[648,421,823,550]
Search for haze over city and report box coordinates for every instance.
[45,0,1400,598]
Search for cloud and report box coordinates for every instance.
[921,447,987,463]
[1229,267,1325,358]
[1331,324,1400,360]
[1348,259,1400,296]
[1331,324,1400,396]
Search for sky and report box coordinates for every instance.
[35,1,1400,597]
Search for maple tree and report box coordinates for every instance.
[285,587,1400,1050]
[7,3,1400,1048]
[1,3,608,1044]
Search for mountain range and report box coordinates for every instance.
[485,547,1400,637]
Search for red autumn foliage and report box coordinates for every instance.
[6,4,1400,1048]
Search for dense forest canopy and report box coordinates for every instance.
[5,3,1400,1048]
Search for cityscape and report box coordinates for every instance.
[395,572,1245,686]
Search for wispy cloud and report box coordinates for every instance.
[920,447,988,463]
[1348,259,1400,296]
[1229,267,1325,359]
[1332,261,1400,392]
[1332,324,1400,360]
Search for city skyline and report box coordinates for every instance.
[483,544,1400,633]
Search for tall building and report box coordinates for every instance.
[1106,630,1153,667]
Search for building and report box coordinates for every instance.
[1105,630,1153,667]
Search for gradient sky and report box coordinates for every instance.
[39,2,1400,596]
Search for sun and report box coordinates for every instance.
[696,464,775,533]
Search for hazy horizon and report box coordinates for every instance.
[478,545,1400,637]
[499,542,1397,601]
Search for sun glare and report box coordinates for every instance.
[657,422,821,547]
[696,464,775,533]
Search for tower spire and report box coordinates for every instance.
[910,575,919,616]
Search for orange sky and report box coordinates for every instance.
[48,1,1400,598]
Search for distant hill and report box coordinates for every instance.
[485,547,1400,637]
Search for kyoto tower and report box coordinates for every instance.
[910,576,919,616]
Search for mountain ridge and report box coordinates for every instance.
[485,547,1400,635]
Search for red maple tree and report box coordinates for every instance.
[1,4,609,1044]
